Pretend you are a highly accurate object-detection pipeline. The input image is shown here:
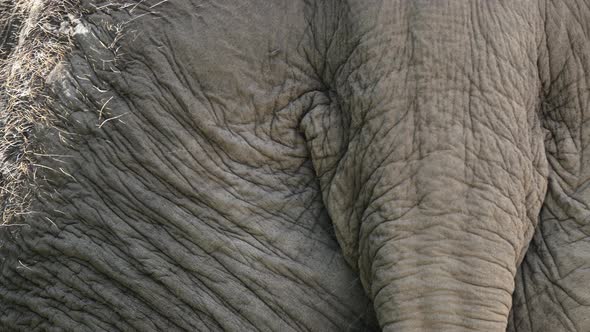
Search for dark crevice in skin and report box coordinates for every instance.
[0,2,22,61]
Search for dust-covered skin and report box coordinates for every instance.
[0,0,589,331]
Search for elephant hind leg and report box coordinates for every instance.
[302,1,549,330]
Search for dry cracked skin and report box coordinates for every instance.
[0,0,589,331]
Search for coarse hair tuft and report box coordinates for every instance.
[0,0,81,225]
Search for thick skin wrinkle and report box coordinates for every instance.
[1,0,590,332]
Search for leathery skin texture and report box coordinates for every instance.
[0,0,589,331]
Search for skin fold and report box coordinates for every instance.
[0,0,588,331]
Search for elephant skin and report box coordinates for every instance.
[0,0,589,331]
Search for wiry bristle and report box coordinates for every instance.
[0,0,81,224]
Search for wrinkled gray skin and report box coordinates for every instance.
[1,0,590,331]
